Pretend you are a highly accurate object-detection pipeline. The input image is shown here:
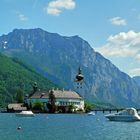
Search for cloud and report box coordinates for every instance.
[97,30,140,58]
[129,68,140,77]
[47,7,61,16]
[97,44,137,57]
[135,54,140,61]
[44,0,76,16]
[96,30,140,76]
[109,17,127,26]
[15,11,28,21]
[18,14,28,21]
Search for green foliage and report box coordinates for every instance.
[84,102,93,113]
[68,104,76,113]
[32,101,44,111]
[16,88,24,103]
[0,53,57,107]
[57,106,65,113]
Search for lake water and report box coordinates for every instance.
[0,112,140,140]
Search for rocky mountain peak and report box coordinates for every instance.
[0,28,140,107]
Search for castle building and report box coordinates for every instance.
[26,89,84,112]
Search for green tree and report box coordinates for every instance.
[68,104,76,113]
[84,102,93,113]
[47,90,56,113]
[0,53,58,107]
[32,101,44,111]
[16,89,24,103]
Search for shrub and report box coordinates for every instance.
[84,102,93,113]
[32,101,44,111]
[68,104,76,113]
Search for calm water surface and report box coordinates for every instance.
[0,112,140,140]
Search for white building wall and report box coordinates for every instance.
[27,98,84,111]
[56,98,84,110]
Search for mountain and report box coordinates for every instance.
[0,28,140,107]
[0,53,57,107]
[133,76,140,86]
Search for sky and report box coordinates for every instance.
[1,0,140,77]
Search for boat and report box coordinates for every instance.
[16,111,35,117]
[105,108,140,122]
[87,111,95,116]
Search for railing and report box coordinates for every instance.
[92,108,140,113]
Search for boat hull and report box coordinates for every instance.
[88,111,95,116]
[16,111,35,117]
[16,114,35,117]
[106,115,140,122]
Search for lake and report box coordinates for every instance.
[0,112,140,140]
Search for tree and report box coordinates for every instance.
[47,90,56,113]
[32,101,44,111]
[84,102,93,113]
[68,104,76,113]
[16,88,24,103]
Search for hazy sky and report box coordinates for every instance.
[1,0,140,77]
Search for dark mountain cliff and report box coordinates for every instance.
[0,28,140,107]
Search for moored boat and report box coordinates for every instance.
[16,111,35,117]
[87,111,95,116]
[105,108,140,122]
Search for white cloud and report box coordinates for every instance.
[96,30,140,76]
[97,44,137,57]
[129,68,140,77]
[109,17,127,26]
[18,14,28,21]
[47,7,61,16]
[15,11,28,21]
[97,30,140,58]
[135,54,140,61]
[44,0,76,16]
[108,30,137,44]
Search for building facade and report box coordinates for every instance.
[26,89,84,112]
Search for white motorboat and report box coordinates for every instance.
[16,111,35,117]
[105,108,140,122]
[88,111,95,116]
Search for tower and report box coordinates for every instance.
[75,67,84,88]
